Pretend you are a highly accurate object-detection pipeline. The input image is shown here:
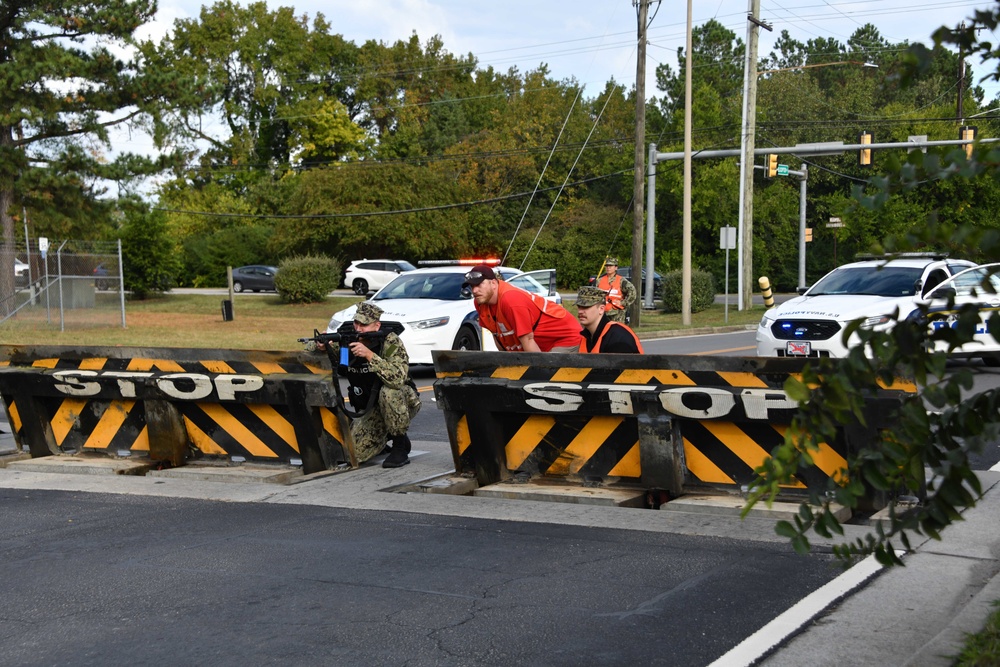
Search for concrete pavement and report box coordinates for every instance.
[1,402,999,665]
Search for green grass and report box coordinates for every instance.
[0,293,765,350]
[953,602,1000,666]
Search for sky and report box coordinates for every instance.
[143,0,1000,94]
[117,0,1000,161]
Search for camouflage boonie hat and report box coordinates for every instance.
[576,286,608,308]
[605,257,619,266]
[354,301,383,325]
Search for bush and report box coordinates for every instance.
[274,255,340,303]
[120,209,181,300]
[660,269,716,314]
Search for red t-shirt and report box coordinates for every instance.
[477,282,581,351]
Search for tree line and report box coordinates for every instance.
[3,0,998,298]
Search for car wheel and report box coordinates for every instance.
[233,281,244,293]
[984,355,1000,367]
[95,279,108,290]
[452,326,481,352]
[353,278,368,295]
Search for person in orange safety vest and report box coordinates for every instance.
[575,286,643,353]
[596,257,636,323]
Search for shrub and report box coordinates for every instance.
[660,269,716,314]
[120,209,181,300]
[275,255,340,304]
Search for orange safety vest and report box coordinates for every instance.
[478,281,567,351]
[597,274,626,311]
[580,320,644,354]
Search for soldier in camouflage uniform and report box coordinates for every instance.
[332,302,421,468]
[596,257,636,323]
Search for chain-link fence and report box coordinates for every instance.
[0,239,125,331]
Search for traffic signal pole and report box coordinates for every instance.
[647,136,988,309]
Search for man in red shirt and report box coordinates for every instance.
[464,264,580,352]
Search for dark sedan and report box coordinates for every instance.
[232,265,278,292]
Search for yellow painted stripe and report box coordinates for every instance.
[615,369,696,385]
[505,415,556,469]
[771,425,848,484]
[550,368,591,382]
[456,415,472,456]
[127,359,185,372]
[716,371,768,388]
[608,442,641,478]
[197,403,277,458]
[0,361,8,367]
[183,416,228,455]
[436,371,462,378]
[248,404,298,452]
[131,425,150,452]
[8,402,21,432]
[51,398,87,445]
[32,359,58,369]
[701,421,807,489]
[201,360,236,374]
[547,416,622,476]
[304,363,326,375]
[82,400,134,450]
[250,362,287,375]
[320,407,345,442]
[683,438,733,484]
[79,358,108,370]
[493,366,529,380]
[877,377,917,392]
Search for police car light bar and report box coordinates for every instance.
[417,258,502,266]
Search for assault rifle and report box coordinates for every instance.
[297,329,391,349]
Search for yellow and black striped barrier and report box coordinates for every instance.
[0,345,354,473]
[432,350,914,499]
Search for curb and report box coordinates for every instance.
[637,324,756,340]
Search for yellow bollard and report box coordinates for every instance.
[758,276,774,309]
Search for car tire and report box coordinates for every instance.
[353,279,368,295]
[233,281,244,293]
[452,326,481,352]
[984,355,1000,367]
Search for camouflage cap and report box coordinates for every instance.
[605,257,619,266]
[354,301,384,325]
[576,286,608,308]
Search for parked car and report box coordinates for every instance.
[232,265,278,293]
[325,265,559,365]
[343,259,416,295]
[588,266,663,298]
[14,258,28,286]
[756,254,977,359]
[508,269,562,305]
[921,263,1000,365]
[93,263,110,290]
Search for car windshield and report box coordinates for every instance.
[373,272,467,301]
[807,267,924,297]
[397,261,417,271]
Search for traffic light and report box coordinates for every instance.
[960,125,978,159]
[766,153,778,178]
[858,131,873,166]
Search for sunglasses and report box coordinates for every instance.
[464,271,491,282]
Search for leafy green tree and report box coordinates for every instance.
[0,0,187,312]
[120,207,181,299]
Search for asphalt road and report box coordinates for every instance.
[0,490,840,666]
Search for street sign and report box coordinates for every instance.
[776,164,789,176]
[719,226,736,250]
[827,216,844,229]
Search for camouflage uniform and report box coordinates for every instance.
[342,331,421,463]
[606,278,636,323]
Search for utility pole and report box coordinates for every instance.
[958,21,966,121]
[631,0,649,327]
[736,0,769,311]
[681,0,692,324]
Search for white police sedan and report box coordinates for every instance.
[326,265,560,365]
[756,255,977,359]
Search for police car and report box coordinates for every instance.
[921,263,1000,364]
[756,254,979,360]
[326,264,560,365]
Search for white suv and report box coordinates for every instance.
[756,254,976,359]
[343,259,416,295]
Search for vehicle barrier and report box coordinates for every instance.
[0,345,354,473]
[432,350,915,502]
